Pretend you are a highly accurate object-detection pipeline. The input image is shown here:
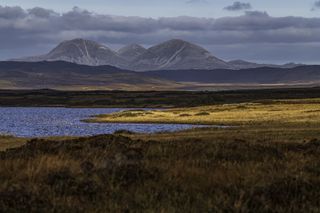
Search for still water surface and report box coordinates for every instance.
[0,107,204,137]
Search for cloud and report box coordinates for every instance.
[28,7,58,18]
[0,5,26,19]
[186,0,208,4]
[312,1,320,10]
[224,1,252,11]
[1,5,320,63]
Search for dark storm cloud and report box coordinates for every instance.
[1,5,320,63]
[224,2,252,11]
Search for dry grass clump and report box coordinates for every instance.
[1,132,320,212]
[195,111,210,116]
[179,113,191,117]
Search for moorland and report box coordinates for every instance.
[0,87,320,212]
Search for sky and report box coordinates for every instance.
[1,0,320,64]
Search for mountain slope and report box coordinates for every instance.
[132,39,232,71]
[16,39,129,67]
[118,44,147,61]
[228,60,262,69]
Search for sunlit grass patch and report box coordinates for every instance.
[0,135,28,151]
[88,98,320,127]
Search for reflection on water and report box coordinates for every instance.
[0,107,205,137]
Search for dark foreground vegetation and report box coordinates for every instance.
[1,130,320,212]
[1,87,320,107]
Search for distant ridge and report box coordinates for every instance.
[228,60,302,70]
[12,38,303,71]
[144,65,320,84]
[0,61,319,90]
[0,61,179,90]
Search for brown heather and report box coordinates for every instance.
[0,127,320,212]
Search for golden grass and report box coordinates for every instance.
[88,98,320,127]
[0,135,77,152]
[0,135,28,151]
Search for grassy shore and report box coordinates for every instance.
[88,98,320,127]
[0,135,28,151]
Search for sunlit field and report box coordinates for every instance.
[0,135,27,151]
[89,98,320,127]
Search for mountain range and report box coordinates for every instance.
[14,38,301,71]
[4,38,319,90]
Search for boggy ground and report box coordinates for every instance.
[0,128,320,212]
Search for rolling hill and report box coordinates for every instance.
[0,61,181,90]
[144,66,320,84]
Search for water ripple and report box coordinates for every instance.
[0,107,205,137]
